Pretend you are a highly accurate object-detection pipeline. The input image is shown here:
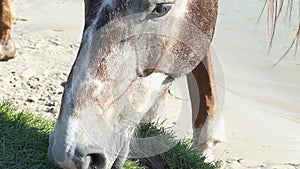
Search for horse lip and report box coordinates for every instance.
[162,74,175,85]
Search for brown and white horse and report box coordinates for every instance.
[42,0,297,169]
[48,0,224,168]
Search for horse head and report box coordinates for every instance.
[48,0,218,168]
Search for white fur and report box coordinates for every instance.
[0,41,15,56]
[193,113,226,163]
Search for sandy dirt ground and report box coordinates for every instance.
[0,0,299,168]
[0,0,83,119]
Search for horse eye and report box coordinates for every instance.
[151,3,172,17]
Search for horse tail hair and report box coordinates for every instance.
[258,0,300,65]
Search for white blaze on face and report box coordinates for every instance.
[83,0,117,48]
[102,0,115,8]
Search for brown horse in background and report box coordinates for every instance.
[0,0,16,61]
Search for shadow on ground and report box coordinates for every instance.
[0,103,58,169]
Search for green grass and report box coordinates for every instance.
[0,103,56,169]
[0,103,216,169]
[135,123,216,169]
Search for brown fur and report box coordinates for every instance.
[186,0,218,39]
[185,0,218,129]
[187,50,217,128]
[0,0,16,61]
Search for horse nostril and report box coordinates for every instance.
[88,153,106,169]
[137,68,156,77]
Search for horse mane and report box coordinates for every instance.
[259,0,300,65]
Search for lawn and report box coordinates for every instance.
[0,103,216,169]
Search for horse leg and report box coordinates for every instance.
[187,50,226,163]
[0,0,16,61]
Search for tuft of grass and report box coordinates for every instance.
[123,160,145,169]
[0,103,216,169]
[135,123,216,169]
